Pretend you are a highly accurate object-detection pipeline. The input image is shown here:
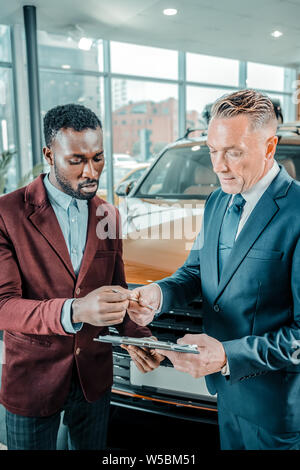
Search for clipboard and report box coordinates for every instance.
[93,335,200,354]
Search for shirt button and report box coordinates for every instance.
[213,304,220,312]
[75,347,81,356]
[75,287,81,295]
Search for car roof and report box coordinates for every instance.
[161,121,300,153]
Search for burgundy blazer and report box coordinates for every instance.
[0,174,150,416]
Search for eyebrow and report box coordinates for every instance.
[207,144,241,151]
[70,151,104,158]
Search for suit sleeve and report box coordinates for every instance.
[155,230,202,314]
[222,236,300,384]
[111,207,152,338]
[0,214,69,336]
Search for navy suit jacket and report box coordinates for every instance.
[157,166,300,432]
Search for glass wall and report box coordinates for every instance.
[0,25,18,194]
[110,42,177,80]
[186,53,239,86]
[2,24,297,200]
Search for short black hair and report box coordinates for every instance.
[43,103,102,147]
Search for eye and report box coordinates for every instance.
[93,155,104,162]
[69,158,82,165]
[226,150,242,158]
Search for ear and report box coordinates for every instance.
[43,146,54,166]
[265,135,278,161]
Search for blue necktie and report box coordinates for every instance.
[218,194,246,277]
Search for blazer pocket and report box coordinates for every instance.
[5,331,52,349]
[246,249,283,260]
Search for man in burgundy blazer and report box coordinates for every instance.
[0,104,157,450]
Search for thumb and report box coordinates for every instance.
[155,349,171,360]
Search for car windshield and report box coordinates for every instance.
[135,142,300,199]
[136,143,219,199]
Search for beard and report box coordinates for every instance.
[54,162,99,200]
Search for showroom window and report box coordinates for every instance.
[112,79,178,162]
[0,25,295,201]
[186,53,239,87]
[246,62,285,92]
[39,71,104,122]
[38,31,103,73]
[186,86,236,130]
[110,41,178,80]
[0,25,18,194]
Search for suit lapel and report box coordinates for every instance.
[215,189,279,301]
[29,203,76,280]
[205,192,231,292]
[213,166,293,301]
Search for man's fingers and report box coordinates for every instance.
[100,292,130,302]
[128,302,153,315]
[100,300,129,313]
[94,311,127,326]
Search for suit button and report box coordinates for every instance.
[213,304,220,312]
[75,287,81,296]
[75,347,81,356]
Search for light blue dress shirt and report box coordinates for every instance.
[44,174,88,333]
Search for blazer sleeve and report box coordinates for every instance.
[0,214,69,336]
[222,236,300,384]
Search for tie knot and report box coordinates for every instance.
[230,194,245,212]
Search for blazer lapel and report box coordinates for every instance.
[29,203,76,280]
[25,174,75,280]
[205,192,231,292]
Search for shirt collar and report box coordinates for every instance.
[241,161,280,205]
[43,173,88,212]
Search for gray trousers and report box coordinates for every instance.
[5,368,111,450]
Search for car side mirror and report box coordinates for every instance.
[115,180,135,197]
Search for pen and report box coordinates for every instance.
[111,288,155,311]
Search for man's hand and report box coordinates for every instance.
[72,285,130,327]
[156,333,227,378]
[127,284,161,326]
[121,336,165,373]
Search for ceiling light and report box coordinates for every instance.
[271,30,283,38]
[163,8,178,16]
[78,37,93,51]
[61,64,71,69]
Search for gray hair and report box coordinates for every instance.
[210,89,277,130]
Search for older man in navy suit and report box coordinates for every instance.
[127,89,300,450]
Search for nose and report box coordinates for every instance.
[82,160,98,179]
[211,152,228,173]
